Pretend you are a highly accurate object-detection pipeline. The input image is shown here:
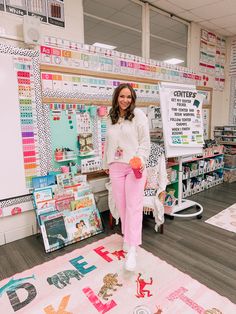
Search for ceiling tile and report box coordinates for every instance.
[84,21,125,43]
[226,26,236,34]
[120,3,142,19]
[84,16,100,32]
[83,0,117,19]
[150,9,188,37]
[150,10,174,25]
[197,22,234,37]
[84,0,236,59]
[217,28,235,36]
[164,0,222,11]
[191,0,236,20]
[118,46,141,56]
[148,0,184,14]
[198,20,222,30]
[176,11,204,23]
[210,14,236,28]
[109,11,141,29]
[85,24,115,38]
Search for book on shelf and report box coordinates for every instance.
[32,175,56,189]
[56,172,74,187]
[70,193,96,211]
[33,187,53,205]
[75,184,92,198]
[41,214,68,252]
[36,205,56,225]
[36,199,55,210]
[55,195,75,211]
[64,205,103,243]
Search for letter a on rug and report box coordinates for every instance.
[0,234,235,313]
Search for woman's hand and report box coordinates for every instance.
[158,191,166,204]
[140,163,144,172]
[104,169,109,175]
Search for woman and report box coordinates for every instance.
[103,83,150,271]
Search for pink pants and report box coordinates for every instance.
[109,162,147,246]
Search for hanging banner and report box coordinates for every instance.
[5,0,26,16]
[159,82,205,147]
[27,0,47,22]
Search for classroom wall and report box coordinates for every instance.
[0,0,84,46]
[188,22,231,134]
[0,0,85,244]
[0,3,232,244]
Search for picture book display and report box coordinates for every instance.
[33,176,103,253]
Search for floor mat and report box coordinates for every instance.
[0,234,235,313]
[205,203,236,233]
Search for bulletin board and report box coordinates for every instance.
[0,44,44,202]
[50,109,78,169]
[48,103,105,174]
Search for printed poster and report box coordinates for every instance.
[5,0,26,16]
[47,0,65,27]
[160,83,205,147]
[147,105,162,129]
[27,0,47,22]
[202,108,210,139]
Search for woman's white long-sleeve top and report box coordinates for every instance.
[103,108,150,169]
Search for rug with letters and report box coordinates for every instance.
[205,203,236,234]
[0,234,235,314]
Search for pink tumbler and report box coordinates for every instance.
[129,156,142,179]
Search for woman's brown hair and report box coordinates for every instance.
[109,83,136,124]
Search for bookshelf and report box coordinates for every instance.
[214,125,236,182]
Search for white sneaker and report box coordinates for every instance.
[123,242,129,252]
[125,246,137,271]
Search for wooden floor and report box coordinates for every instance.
[0,182,236,303]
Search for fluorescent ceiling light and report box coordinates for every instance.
[92,42,117,50]
[164,58,184,65]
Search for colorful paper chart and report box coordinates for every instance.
[14,57,40,188]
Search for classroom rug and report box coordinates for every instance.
[0,234,236,314]
[205,203,236,233]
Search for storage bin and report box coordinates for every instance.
[55,151,64,161]
[224,154,236,168]
[224,168,236,183]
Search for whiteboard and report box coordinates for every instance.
[0,54,29,199]
[159,82,203,158]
